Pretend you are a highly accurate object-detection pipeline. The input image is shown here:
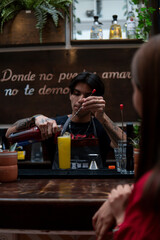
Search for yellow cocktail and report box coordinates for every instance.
[58,135,71,169]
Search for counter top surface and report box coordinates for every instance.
[0,177,134,231]
[0,177,134,200]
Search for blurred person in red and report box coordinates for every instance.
[93,34,160,240]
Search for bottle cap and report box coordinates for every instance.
[113,15,118,20]
[94,16,102,25]
[94,16,99,21]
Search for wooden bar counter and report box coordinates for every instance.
[0,175,134,233]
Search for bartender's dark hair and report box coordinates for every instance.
[131,34,160,213]
[69,72,105,96]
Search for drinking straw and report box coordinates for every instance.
[120,103,124,140]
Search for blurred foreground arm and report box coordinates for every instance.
[92,184,133,240]
[92,200,115,240]
[108,184,133,226]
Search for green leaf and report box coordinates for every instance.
[0,4,22,33]
[34,6,47,43]
[20,0,36,9]
[76,17,80,23]
[0,0,16,10]
[131,0,139,4]
[40,2,62,27]
[33,0,44,8]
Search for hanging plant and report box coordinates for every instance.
[0,0,72,43]
[130,0,156,41]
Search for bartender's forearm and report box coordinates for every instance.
[98,113,126,148]
[5,117,35,138]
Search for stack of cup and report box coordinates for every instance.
[114,148,121,172]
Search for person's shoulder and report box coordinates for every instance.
[135,171,152,189]
[132,171,152,201]
[54,115,68,125]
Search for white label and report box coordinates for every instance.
[127,20,136,31]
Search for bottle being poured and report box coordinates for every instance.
[7,123,62,147]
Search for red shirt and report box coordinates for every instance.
[114,171,160,240]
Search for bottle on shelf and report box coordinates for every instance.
[122,22,127,39]
[126,5,136,39]
[109,15,122,39]
[90,15,103,40]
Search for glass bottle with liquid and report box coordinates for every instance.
[90,16,103,40]
[109,15,122,39]
[7,125,62,146]
[126,5,136,39]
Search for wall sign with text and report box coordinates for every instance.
[0,48,138,124]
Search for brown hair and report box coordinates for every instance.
[69,72,105,96]
[131,34,160,212]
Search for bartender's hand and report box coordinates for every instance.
[108,184,133,226]
[80,96,106,121]
[35,115,59,140]
[92,200,115,240]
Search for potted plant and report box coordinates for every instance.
[130,0,156,41]
[0,150,18,182]
[131,124,140,149]
[0,0,72,43]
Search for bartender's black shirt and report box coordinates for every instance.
[54,115,111,167]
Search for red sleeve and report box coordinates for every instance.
[114,171,160,240]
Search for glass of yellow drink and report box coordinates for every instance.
[58,134,71,169]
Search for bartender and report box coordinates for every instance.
[6,72,126,168]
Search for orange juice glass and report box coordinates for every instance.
[58,135,71,169]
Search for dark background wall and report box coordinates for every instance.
[0,47,138,124]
